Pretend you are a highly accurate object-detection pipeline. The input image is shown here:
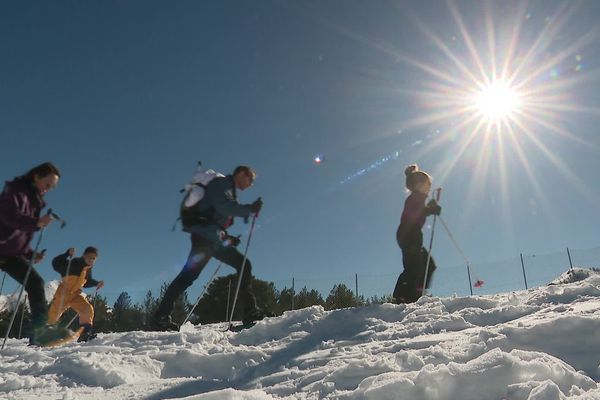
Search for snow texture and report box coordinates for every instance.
[2,268,600,399]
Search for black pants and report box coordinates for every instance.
[393,246,437,302]
[0,256,48,326]
[155,234,257,318]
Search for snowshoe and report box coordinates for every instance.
[77,324,97,342]
[242,308,275,325]
[229,321,256,332]
[29,324,79,347]
[150,315,179,332]
[77,331,97,342]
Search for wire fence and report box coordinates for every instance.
[1,245,598,310]
[267,245,600,304]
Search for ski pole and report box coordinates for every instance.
[47,209,67,229]
[228,213,259,329]
[1,222,48,350]
[0,272,6,297]
[438,216,469,265]
[65,313,78,329]
[438,215,484,289]
[422,188,441,297]
[17,294,28,339]
[181,262,223,326]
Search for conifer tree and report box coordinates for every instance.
[295,287,325,309]
[325,284,356,310]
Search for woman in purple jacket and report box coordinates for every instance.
[0,162,67,343]
[393,164,441,304]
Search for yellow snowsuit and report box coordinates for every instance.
[48,267,94,325]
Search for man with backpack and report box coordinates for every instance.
[152,165,265,331]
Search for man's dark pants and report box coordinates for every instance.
[155,234,257,319]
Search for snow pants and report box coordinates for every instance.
[155,233,257,319]
[393,246,437,303]
[0,256,47,326]
[48,276,94,326]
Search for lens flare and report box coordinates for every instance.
[327,1,599,250]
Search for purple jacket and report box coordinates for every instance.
[0,177,45,257]
[396,192,429,249]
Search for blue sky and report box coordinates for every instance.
[2,0,600,305]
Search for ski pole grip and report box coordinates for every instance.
[435,188,442,201]
[254,197,262,219]
[47,209,67,229]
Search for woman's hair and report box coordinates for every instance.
[404,164,431,191]
[22,162,61,181]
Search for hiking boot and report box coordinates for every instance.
[77,324,97,342]
[242,307,275,325]
[78,331,97,342]
[29,324,73,347]
[150,315,179,331]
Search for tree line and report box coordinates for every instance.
[1,275,393,336]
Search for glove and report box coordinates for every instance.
[426,199,442,216]
[225,235,241,247]
[250,198,263,214]
[33,249,46,264]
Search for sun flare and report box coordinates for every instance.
[473,81,522,122]
[360,0,600,228]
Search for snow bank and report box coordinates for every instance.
[2,268,600,399]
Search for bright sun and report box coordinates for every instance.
[473,81,521,122]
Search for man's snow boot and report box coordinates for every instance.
[77,324,97,342]
[242,307,275,325]
[151,314,179,331]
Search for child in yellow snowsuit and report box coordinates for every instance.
[48,246,104,342]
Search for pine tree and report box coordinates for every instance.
[276,287,294,312]
[251,278,278,316]
[325,284,356,310]
[194,274,280,324]
[158,283,190,326]
[365,294,394,305]
[295,286,325,309]
[141,290,157,326]
[91,294,111,333]
[173,290,190,325]
[112,292,144,331]
[114,291,131,310]
[194,275,238,324]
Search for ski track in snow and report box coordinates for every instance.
[2,269,600,399]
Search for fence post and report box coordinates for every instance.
[566,248,574,271]
[520,253,529,289]
[355,273,359,306]
[226,279,232,321]
[291,277,295,311]
[466,265,473,296]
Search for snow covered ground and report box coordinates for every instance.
[3,268,600,399]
